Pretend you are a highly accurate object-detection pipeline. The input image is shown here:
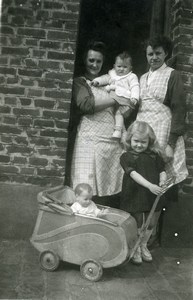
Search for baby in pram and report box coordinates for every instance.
[71,183,109,217]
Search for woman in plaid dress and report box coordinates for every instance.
[65,41,124,208]
[136,36,188,244]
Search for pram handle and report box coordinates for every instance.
[128,177,175,262]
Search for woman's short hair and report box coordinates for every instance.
[145,35,173,58]
[84,40,106,61]
[74,183,93,196]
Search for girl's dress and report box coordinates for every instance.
[120,150,165,213]
[137,63,188,184]
[70,77,124,196]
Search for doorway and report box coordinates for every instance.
[74,0,154,78]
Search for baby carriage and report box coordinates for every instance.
[30,185,138,282]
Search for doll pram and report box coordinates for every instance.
[30,185,138,281]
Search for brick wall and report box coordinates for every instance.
[171,0,193,199]
[0,0,80,185]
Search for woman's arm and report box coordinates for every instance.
[164,70,186,148]
[73,77,115,114]
[130,170,162,195]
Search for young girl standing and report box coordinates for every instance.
[120,121,167,264]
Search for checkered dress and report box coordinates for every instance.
[71,82,124,196]
[137,65,188,184]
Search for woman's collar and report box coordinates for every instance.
[149,63,167,73]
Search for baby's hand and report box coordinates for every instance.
[91,80,99,87]
[148,184,163,195]
[101,208,109,215]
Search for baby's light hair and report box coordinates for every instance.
[115,51,132,66]
[124,121,162,154]
[74,183,93,196]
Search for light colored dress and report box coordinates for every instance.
[70,77,124,196]
[71,200,101,217]
[137,63,188,184]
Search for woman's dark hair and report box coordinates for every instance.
[145,35,173,58]
[83,40,106,61]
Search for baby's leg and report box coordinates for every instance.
[112,108,124,139]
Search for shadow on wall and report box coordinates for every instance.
[0,183,44,239]
[74,0,153,77]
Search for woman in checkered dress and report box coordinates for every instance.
[136,36,188,245]
[137,36,188,188]
[65,41,124,208]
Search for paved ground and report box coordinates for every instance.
[0,240,193,300]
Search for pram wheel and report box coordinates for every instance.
[39,250,60,271]
[80,259,103,282]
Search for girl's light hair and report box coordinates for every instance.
[124,121,162,154]
[74,183,93,196]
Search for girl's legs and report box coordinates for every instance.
[140,211,161,262]
[130,212,144,264]
[131,211,161,263]
[113,108,124,138]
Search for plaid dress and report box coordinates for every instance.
[71,81,124,196]
[137,64,188,184]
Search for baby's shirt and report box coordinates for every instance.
[95,69,139,100]
[71,200,101,217]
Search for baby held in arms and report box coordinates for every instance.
[71,183,109,217]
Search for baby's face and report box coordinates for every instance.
[114,57,132,76]
[76,190,92,207]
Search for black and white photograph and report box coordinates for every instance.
[0,0,193,299]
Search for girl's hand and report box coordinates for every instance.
[148,184,163,195]
[163,145,174,162]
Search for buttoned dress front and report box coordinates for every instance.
[137,64,188,184]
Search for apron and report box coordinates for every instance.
[71,82,124,196]
[137,65,188,184]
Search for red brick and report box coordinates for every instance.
[34,119,55,128]
[0,106,11,114]
[1,26,14,35]
[40,129,67,139]
[7,145,33,154]
[0,125,22,135]
[29,157,48,166]
[18,68,42,77]
[3,116,16,125]
[1,47,29,56]
[34,99,55,108]
[27,89,43,97]
[0,155,10,163]
[18,117,33,126]
[17,28,46,39]
[43,110,67,120]
[40,40,61,49]
[0,86,24,95]
[0,67,16,75]
[0,165,19,174]
[12,156,27,165]
[13,108,40,117]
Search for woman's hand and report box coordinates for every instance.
[163,144,174,162]
[148,183,163,195]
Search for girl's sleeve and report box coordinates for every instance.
[164,70,186,148]
[120,152,136,175]
[72,77,95,115]
[157,155,165,173]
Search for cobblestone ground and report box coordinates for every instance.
[0,240,193,300]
